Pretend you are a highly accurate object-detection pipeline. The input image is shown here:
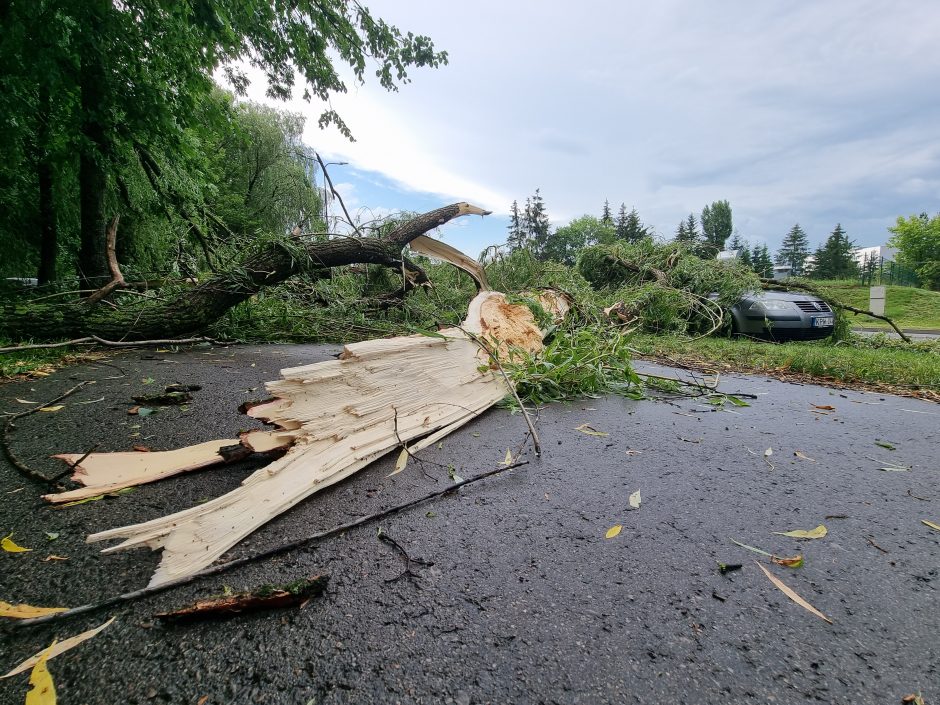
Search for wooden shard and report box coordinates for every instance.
[88,290,548,587]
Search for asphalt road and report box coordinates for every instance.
[1,344,938,704]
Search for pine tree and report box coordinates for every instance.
[520,198,533,249]
[601,199,613,226]
[529,188,552,257]
[810,223,858,280]
[506,200,524,251]
[776,224,811,275]
[674,213,699,247]
[751,244,774,278]
[728,232,751,264]
[620,207,649,243]
[615,203,629,240]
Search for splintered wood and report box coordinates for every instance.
[82,290,550,587]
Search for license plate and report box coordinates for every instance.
[813,316,833,327]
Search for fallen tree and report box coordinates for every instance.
[0,203,488,343]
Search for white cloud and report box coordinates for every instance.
[220,0,940,251]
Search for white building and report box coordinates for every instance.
[853,245,897,265]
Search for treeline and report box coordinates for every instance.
[500,191,929,284]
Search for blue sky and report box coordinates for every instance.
[228,1,940,258]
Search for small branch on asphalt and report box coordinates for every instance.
[377,528,433,583]
[9,460,529,629]
[1,381,93,484]
[865,536,889,554]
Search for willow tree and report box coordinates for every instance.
[0,0,447,288]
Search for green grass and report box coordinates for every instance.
[0,343,88,379]
[631,333,940,390]
[819,281,940,330]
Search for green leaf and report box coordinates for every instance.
[875,441,896,450]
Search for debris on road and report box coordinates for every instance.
[0,602,68,620]
[155,576,327,622]
[2,617,115,679]
[755,561,832,624]
[773,524,828,540]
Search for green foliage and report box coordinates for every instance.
[811,224,858,280]
[576,239,760,335]
[751,244,774,278]
[700,200,733,255]
[506,326,643,407]
[541,216,613,265]
[776,224,811,275]
[617,207,650,243]
[888,213,940,290]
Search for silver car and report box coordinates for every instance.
[729,291,835,341]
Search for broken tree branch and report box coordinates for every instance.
[314,151,361,237]
[85,216,126,304]
[0,336,224,354]
[9,460,529,629]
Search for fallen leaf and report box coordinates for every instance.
[44,533,59,541]
[772,554,804,568]
[131,445,151,453]
[137,407,156,417]
[624,450,642,456]
[629,490,641,509]
[1,534,32,553]
[875,440,896,450]
[15,399,38,404]
[879,462,911,472]
[922,520,940,532]
[575,423,608,437]
[500,448,513,466]
[773,524,828,540]
[387,448,409,477]
[76,397,105,405]
[141,377,155,384]
[679,436,702,444]
[764,447,773,457]
[127,406,140,415]
[902,694,926,705]
[43,555,69,562]
[812,404,836,411]
[38,406,63,413]
[605,525,622,539]
[197,697,209,705]
[755,562,832,624]
[2,618,115,679]
[717,562,742,574]
[25,644,56,704]
[0,602,68,620]
[793,451,816,462]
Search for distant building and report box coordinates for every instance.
[853,245,897,265]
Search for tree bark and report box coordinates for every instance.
[77,16,110,291]
[1,203,489,342]
[36,85,57,285]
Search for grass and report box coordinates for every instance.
[631,333,940,392]
[818,280,940,330]
[0,343,93,379]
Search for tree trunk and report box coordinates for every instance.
[0,203,489,342]
[77,25,110,290]
[36,86,57,285]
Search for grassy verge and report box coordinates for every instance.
[0,343,99,380]
[819,281,940,330]
[630,333,940,393]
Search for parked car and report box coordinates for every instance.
[728,290,835,341]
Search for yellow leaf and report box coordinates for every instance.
[25,643,56,705]
[0,601,68,620]
[793,451,816,462]
[605,525,622,539]
[1,533,32,553]
[922,520,940,532]
[38,406,63,413]
[629,490,641,509]
[773,524,827,540]
[3,618,115,679]
[755,561,832,623]
[575,423,608,437]
[387,448,408,477]
[500,448,513,466]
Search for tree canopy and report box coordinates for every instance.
[888,213,940,290]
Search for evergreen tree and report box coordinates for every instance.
[601,199,613,226]
[520,198,533,249]
[728,232,751,265]
[620,207,649,243]
[529,188,552,257]
[615,203,629,240]
[506,200,524,250]
[751,244,774,278]
[776,224,811,275]
[674,213,699,247]
[811,223,858,280]
[700,200,733,256]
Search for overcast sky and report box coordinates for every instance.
[232,1,940,256]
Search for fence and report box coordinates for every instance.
[858,255,920,287]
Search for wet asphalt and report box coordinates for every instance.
[0,343,938,704]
